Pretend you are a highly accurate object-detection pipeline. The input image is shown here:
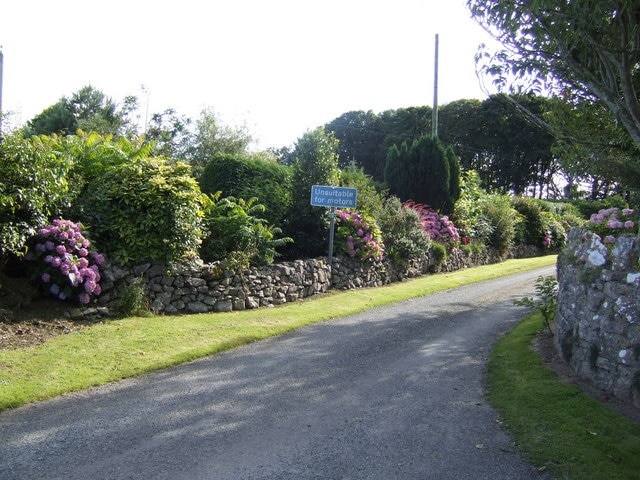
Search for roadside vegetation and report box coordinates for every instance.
[488,312,640,480]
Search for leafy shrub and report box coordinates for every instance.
[481,194,521,258]
[512,197,546,246]
[77,158,206,266]
[429,241,447,266]
[541,211,567,252]
[570,195,628,219]
[282,128,340,259]
[585,207,639,245]
[403,200,460,249]
[334,209,385,262]
[340,163,388,219]
[26,219,104,304]
[116,278,150,317]
[0,134,72,258]
[63,132,153,207]
[377,196,431,268]
[546,201,584,224]
[514,275,558,334]
[459,240,487,255]
[512,197,571,251]
[452,170,493,245]
[198,153,292,226]
[200,193,292,268]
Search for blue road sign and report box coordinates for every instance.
[310,185,358,208]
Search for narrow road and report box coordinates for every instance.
[0,266,555,480]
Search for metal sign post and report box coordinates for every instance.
[327,207,336,268]
[310,185,358,268]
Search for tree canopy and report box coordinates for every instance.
[24,86,137,137]
[467,0,640,151]
[384,135,461,214]
[282,127,340,258]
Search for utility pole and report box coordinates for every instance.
[431,33,439,138]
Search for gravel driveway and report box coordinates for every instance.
[0,266,555,480]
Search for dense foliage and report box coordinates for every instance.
[339,164,387,220]
[0,134,72,257]
[200,193,292,268]
[468,0,640,197]
[77,158,206,266]
[199,153,292,226]
[376,197,432,268]
[2,68,627,306]
[283,127,341,258]
[327,98,559,198]
[481,194,521,259]
[512,197,570,252]
[468,0,640,152]
[452,170,493,247]
[384,135,461,214]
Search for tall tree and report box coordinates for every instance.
[183,107,253,177]
[545,97,640,197]
[470,94,556,195]
[282,127,340,258]
[144,108,192,159]
[24,86,137,137]
[325,110,383,173]
[438,99,484,169]
[384,135,460,213]
[325,107,431,183]
[468,0,640,151]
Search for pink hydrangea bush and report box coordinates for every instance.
[403,200,460,249]
[27,219,105,304]
[587,207,638,245]
[335,209,385,262]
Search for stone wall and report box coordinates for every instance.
[92,246,505,317]
[556,228,640,407]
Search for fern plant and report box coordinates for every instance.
[200,192,292,268]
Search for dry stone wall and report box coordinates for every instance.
[556,228,640,407]
[91,246,506,318]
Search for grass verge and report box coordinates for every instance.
[0,255,556,411]
[488,312,640,480]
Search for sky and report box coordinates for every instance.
[0,0,500,150]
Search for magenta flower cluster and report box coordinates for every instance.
[403,201,459,246]
[587,207,637,245]
[28,219,105,304]
[335,209,385,262]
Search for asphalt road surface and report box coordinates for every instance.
[1,266,556,480]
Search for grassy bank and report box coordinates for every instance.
[488,312,640,480]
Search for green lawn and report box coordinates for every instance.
[488,312,640,480]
